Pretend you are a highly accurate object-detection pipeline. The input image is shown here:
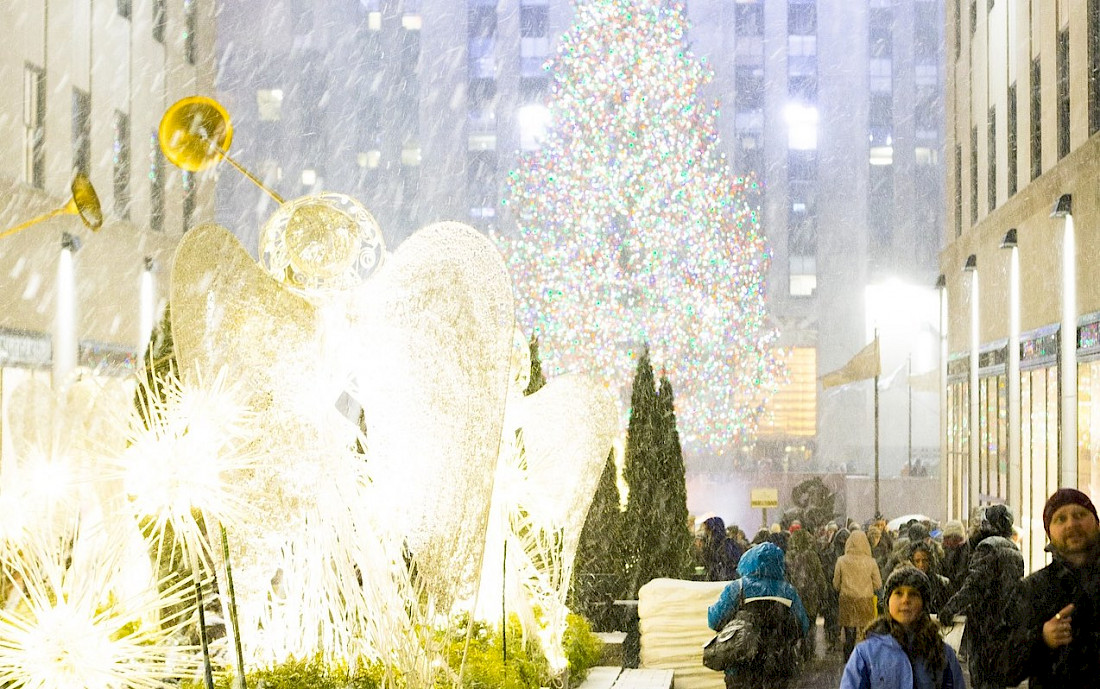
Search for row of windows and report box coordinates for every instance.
[24,65,187,234]
[956,13,1100,235]
[117,0,191,62]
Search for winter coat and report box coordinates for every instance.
[938,533,1022,683]
[703,538,739,581]
[840,629,965,689]
[939,536,969,596]
[786,529,828,618]
[998,540,1100,689]
[707,542,810,678]
[834,530,882,628]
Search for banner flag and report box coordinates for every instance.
[908,367,941,392]
[821,336,880,389]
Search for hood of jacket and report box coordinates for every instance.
[844,529,872,557]
[737,541,786,580]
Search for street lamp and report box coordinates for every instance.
[1001,229,1021,524]
[54,232,81,390]
[935,273,950,516]
[1051,194,1076,488]
[964,254,978,517]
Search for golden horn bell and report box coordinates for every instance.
[158,96,233,172]
[0,172,103,241]
[158,96,283,204]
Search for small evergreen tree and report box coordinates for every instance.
[654,376,693,577]
[524,335,548,396]
[622,348,691,596]
[570,451,624,631]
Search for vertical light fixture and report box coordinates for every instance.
[964,254,979,516]
[1052,193,1076,488]
[935,274,950,517]
[1001,229,1021,520]
[54,232,82,390]
[140,257,156,352]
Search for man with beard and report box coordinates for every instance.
[999,489,1100,687]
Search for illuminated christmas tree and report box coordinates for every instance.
[501,0,779,454]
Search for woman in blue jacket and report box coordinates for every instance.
[841,566,966,689]
[707,542,810,689]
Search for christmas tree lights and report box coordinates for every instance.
[501,0,780,454]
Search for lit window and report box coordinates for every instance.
[368,12,381,30]
[300,168,317,186]
[402,14,422,30]
[789,255,817,297]
[358,150,381,168]
[469,133,497,151]
[869,146,893,165]
[257,89,284,121]
[402,144,421,166]
[784,103,818,150]
[517,104,551,151]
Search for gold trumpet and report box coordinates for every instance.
[0,172,103,241]
[158,95,284,204]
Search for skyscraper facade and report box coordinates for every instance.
[0,0,216,391]
[941,0,1100,573]
[214,0,945,471]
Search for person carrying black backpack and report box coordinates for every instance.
[707,542,810,689]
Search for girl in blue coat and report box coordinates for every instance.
[841,566,966,689]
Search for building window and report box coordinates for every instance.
[72,87,91,177]
[868,164,893,244]
[789,256,816,297]
[735,1,764,36]
[469,4,496,38]
[970,125,978,225]
[987,107,996,211]
[869,7,892,58]
[182,170,195,232]
[468,149,497,219]
[869,58,892,93]
[954,0,961,60]
[257,89,284,121]
[153,0,167,43]
[736,65,765,110]
[1057,29,1070,160]
[1090,0,1100,134]
[954,143,962,237]
[23,64,45,189]
[969,0,977,36]
[118,0,132,19]
[113,110,131,220]
[184,0,197,66]
[1008,82,1017,197]
[520,4,548,37]
[149,131,165,233]
[914,1,939,62]
[1031,56,1042,180]
[788,0,816,35]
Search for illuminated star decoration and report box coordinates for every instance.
[500,0,780,453]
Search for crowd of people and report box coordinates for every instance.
[700,487,1100,689]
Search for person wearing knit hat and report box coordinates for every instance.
[940,519,970,594]
[840,565,965,689]
[938,503,1023,689]
[998,488,1100,688]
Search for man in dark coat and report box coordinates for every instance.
[938,503,1023,689]
[999,488,1100,688]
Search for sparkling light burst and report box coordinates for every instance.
[108,367,258,562]
[500,0,780,453]
[0,524,198,689]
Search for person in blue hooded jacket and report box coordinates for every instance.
[841,566,966,689]
[707,542,810,689]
